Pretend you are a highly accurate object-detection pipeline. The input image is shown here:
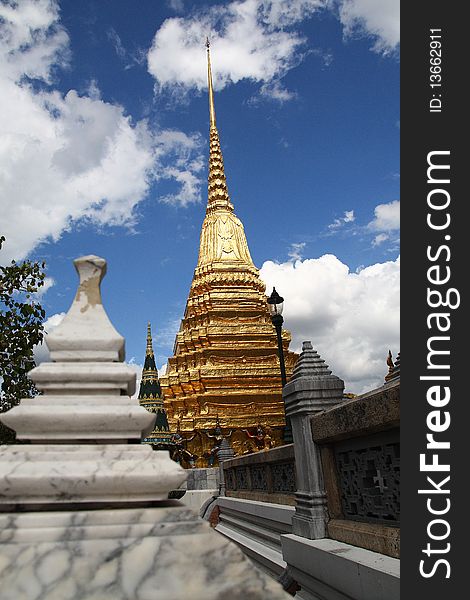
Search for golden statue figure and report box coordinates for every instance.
[169,421,199,469]
[205,417,233,467]
[242,424,274,453]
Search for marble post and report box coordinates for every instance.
[217,437,235,496]
[283,341,344,539]
[0,255,290,600]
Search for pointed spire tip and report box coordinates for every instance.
[146,322,154,355]
[206,36,216,128]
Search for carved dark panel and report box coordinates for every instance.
[235,466,248,489]
[335,430,400,524]
[225,468,236,490]
[250,465,268,490]
[272,462,296,493]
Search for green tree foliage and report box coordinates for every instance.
[0,236,46,443]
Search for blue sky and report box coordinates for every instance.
[0,0,399,393]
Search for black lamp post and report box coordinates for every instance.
[267,287,292,443]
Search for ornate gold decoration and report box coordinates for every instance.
[160,41,297,466]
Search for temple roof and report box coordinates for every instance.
[138,323,163,400]
[138,323,171,446]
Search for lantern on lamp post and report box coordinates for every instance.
[267,287,292,443]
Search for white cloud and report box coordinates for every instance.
[148,0,397,99]
[372,232,388,247]
[36,276,55,297]
[156,129,204,206]
[260,254,400,393]
[368,200,400,232]
[0,1,205,262]
[338,0,400,56]
[158,363,168,377]
[106,27,146,70]
[147,0,324,96]
[258,79,298,104]
[33,311,65,364]
[126,357,144,399]
[288,242,306,261]
[328,209,355,229]
[168,0,185,13]
[155,317,182,350]
[107,27,126,59]
[0,0,70,82]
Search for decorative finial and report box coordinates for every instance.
[385,350,400,383]
[45,255,125,362]
[386,349,393,371]
[146,322,154,356]
[206,36,216,128]
[290,341,333,381]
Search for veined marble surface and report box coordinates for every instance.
[0,505,290,600]
[0,255,291,598]
[46,255,125,363]
[0,445,186,505]
[30,361,137,396]
[2,396,155,441]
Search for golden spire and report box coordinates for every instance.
[194,39,254,268]
[206,37,216,128]
[159,42,298,465]
[203,38,234,216]
[146,322,154,356]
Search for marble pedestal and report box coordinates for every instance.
[0,256,292,599]
[0,503,289,600]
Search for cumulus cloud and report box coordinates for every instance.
[147,0,324,96]
[0,0,205,262]
[0,0,69,82]
[260,254,400,393]
[368,200,400,232]
[338,0,400,56]
[148,0,398,99]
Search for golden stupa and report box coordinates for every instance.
[159,41,297,465]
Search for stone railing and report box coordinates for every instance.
[223,444,296,506]
[311,379,400,558]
